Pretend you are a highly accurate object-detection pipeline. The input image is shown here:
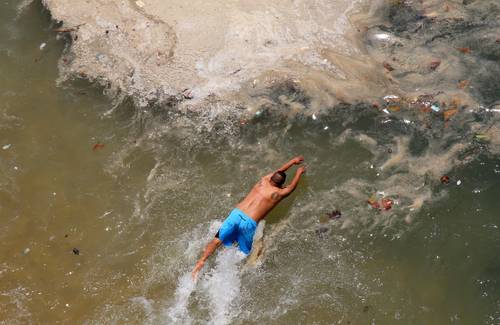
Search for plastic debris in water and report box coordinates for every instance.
[72,248,80,255]
[429,60,441,71]
[367,198,381,210]
[181,88,193,100]
[383,95,400,102]
[23,248,31,255]
[457,180,462,186]
[312,113,317,120]
[382,108,390,114]
[440,175,450,184]
[255,110,262,117]
[2,144,11,150]
[383,62,395,71]
[92,143,105,151]
[381,198,394,211]
[135,0,145,7]
[458,80,470,89]
[443,108,458,121]
[373,33,392,41]
[457,47,471,54]
[324,126,329,130]
[327,210,342,220]
[431,104,441,112]
[39,43,47,50]
[474,133,489,141]
[368,196,394,211]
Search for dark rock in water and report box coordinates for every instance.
[363,305,371,313]
[72,248,80,255]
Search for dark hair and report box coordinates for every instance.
[271,171,286,187]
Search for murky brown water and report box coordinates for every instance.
[1,1,500,324]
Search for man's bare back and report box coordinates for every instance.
[191,156,306,279]
[237,173,296,222]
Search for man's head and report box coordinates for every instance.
[270,171,286,188]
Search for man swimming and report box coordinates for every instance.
[192,156,306,279]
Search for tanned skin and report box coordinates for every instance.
[192,156,306,280]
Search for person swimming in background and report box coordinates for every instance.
[192,156,306,280]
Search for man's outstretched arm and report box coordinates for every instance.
[277,156,304,172]
[192,238,222,280]
[279,166,306,197]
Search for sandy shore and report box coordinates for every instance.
[42,0,368,107]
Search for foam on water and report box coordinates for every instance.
[164,273,195,324]
[1,0,500,323]
[160,244,245,324]
[200,249,246,325]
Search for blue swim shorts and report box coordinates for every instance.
[216,208,257,254]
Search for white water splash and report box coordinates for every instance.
[163,247,245,325]
[165,273,196,325]
[201,248,246,325]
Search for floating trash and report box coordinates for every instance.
[23,248,30,255]
[72,248,80,255]
[440,175,450,184]
[457,180,462,186]
[457,80,470,89]
[327,210,342,220]
[474,134,490,141]
[39,42,47,50]
[312,113,317,120]
[443,108,458,121]
[367,197,381,210]
[431,104,441,112]
[383,95,400,102]
[429,60,441,71]
[373,33,392,41]
[383,62,395,71]
[381,198,394,211]
[2,144,11,150]
[92,143,105,151]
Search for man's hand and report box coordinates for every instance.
[297,165,307,174]
[191,260,205,281]
[292,156,304,165]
